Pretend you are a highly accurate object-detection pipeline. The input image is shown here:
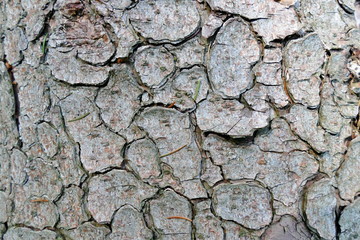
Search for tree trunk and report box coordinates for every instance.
[0,0,359,239]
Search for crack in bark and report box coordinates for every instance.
[3,59,22,148]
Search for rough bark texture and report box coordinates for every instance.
[1,0,360,239]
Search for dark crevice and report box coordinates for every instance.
[51,74,112,88]
[205,15,230,48]
[54,229,68,240]
[203,130,256,145]
[300,174,344,240]
[3,59,22,148]
[38,1,57,63]
[190,198,197,240]
[280,43,295,106]
[141,187,194,239]
[337,0,354,14]
[141,188,164,236]
[334,186,348,240]
[279,31,314,48]
[1,221,8,236]
[335,206,344,240]
[56,105,90,188]
[127,18,202,48]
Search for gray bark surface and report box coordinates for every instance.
[1,0,360,239]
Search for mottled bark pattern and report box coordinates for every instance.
[0,0,359,239]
